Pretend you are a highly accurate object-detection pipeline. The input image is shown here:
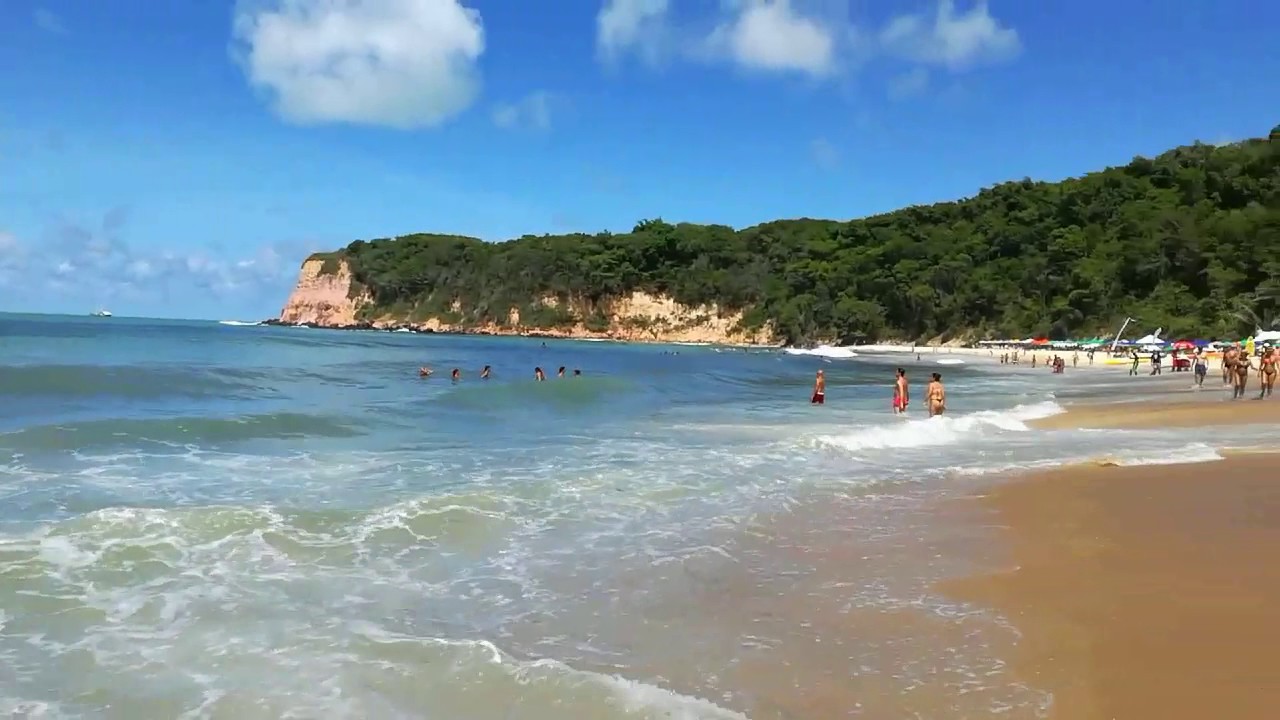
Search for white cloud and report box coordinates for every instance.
[879,0,1020,70]
[598,0,850,78]
[33,8,67,34]
[232,0,486,129]
[492,91,554,131]
[597,0,670,65]
[595,0,1019,87]
[706,0,837,77]
[887,67,930,99]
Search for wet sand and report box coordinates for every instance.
[944,454,1280,719]
[1031,393,1280,430]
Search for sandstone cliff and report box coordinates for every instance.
[277,258,371,326]
[277,258,776,345]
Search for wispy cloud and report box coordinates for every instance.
[33,7,67,34]
[492,91,555,131]
[810,137,839,170]
[1,210,322,318]
[887,67,930,100]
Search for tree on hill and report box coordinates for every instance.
[320,131,1279,344]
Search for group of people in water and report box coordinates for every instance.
[418,365,582,381]
[810,367,947,416]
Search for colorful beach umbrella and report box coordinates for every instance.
[1172,340,1195,350]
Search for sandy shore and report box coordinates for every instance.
[943,453,1280,719]
[857,344,1133,371]
[1032,394,1280,430]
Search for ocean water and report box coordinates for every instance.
[1,314,1270,719]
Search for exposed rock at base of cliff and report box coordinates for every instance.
[277,259,777,345]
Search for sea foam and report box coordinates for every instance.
[813,401,1065,454]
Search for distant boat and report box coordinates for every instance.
[91,309,112,317]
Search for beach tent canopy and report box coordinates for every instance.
[1255,329,1280,343]
[1134,333,1166,345]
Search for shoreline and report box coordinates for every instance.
[941,453,1280,719]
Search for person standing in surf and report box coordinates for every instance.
[1194,351,1208,387]
[893,368,909,414]
[926,373,946,417]
[811,369,826,405]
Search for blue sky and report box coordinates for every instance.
[1,0,1275,320]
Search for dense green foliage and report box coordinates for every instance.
[320,134,1279,344]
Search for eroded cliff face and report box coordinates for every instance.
[278,258,777,345]
[278,259,370,326]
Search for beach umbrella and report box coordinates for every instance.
[1172,340,1195,350]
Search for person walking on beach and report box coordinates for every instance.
[1194,351,1208,387]
[1232,353,1252,399]
[893,368,909,414]
[926,373,946,417]
[1149,350,1163,375]
[1129,349,1140,376]
[1260,348,1277,398]
[1223,344,1239,385]
[811,369,826,405]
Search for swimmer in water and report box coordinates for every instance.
[451,368,461,382]
[480,365,491,379]
[892,368,909,414]
[810,369,825,405]
[418,367,433,377]
[534,367,546,381]
[573,368,581,376]
[557,366,566,378]
[926,372,946,417]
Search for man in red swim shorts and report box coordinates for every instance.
[811,369,825,404]
[893,368,909,414]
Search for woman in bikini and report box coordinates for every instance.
[926,373,946,417]
[1260,348,1277,398]
[892,368,909,414]
[1233,352,1252,399]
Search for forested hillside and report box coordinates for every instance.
[318,128,1279,344]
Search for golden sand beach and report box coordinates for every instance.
[945,428,1280,718]
[1030,394,1280,430]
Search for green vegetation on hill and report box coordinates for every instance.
[317,132,1279,344]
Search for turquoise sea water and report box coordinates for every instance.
[2,313,1271,718]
